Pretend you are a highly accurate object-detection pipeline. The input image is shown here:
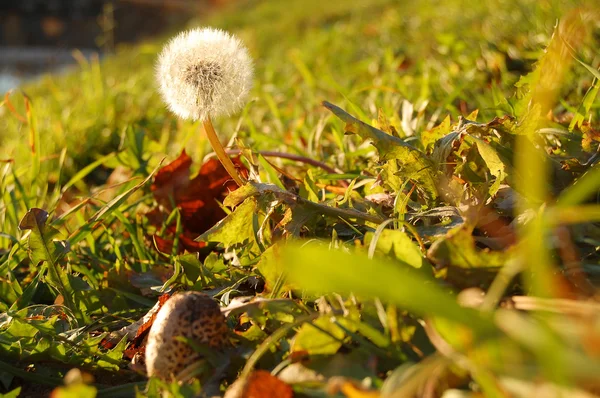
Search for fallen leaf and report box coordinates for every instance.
[133,293,172,341]
[148,150,247,253]
[225,370,293,398]
[102,293,171,360]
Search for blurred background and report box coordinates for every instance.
[1,0,589,181]
[0,0,229,93]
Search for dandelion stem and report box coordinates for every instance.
[203,117,245,186]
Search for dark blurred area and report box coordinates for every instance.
[0,0,226,91]
[0,0,207,48]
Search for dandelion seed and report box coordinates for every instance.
[156,27,254,185]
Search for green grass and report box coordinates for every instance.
[1,0,600,396]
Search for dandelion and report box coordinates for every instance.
[156,27,254,186]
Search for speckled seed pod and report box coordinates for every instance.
[145,291,229,380]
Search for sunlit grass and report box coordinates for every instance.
[1,0,599,396]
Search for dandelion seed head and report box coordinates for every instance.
[156,27,254,121]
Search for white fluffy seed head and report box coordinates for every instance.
[156,27,254,121]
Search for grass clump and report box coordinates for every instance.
[1,0,600,397]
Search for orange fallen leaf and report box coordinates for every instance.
[241,370,294,398]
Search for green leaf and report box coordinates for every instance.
[468,136,508,196]
[50,383,97,398]
[9,272,42,312]
[302,169,320,203]
[349,319,391,349]
[428,228,509,269]
[283,242,494,333]
[292,315,349,355]
[178,253,202,283]
[422,115,451,150]
[203,252,227,273]
[97,335,128,371]
[582,81,599,115]
[0,387,21,398]
[18,208,76,315]
[224,182,382,226]
[364,229,430,273]
[256,243,294,296]
[196,198,258,248]
[19,209,69,268]
[323,101,411,157]
[431,131,460,168]
[324,101,438,199]
[4,317,39,339]
[280,204,321,236]
[223,182,283,207]
[0,272,20,309]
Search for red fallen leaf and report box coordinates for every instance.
[153,234,175,254]
[180,233,207,252]
[123,345,144,361]
[145,207,166,229]
[100,339,116,350]
[134,293,171,341]
[153,232,207,254]
[100,294,173,358]
[148,150,247,253]
[152,150,194,209]
[123,293,172,360]
[241,370,294,398]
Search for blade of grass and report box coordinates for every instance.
[556,163,600,207]
[61,152,117,193]
[68,160,163,246]
[283,242,495,334]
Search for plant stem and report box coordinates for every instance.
[509,296,600,316]
[203,117,244,186]
[208,148,351,188]
[221,149,344,175]
[295,194,384,224]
